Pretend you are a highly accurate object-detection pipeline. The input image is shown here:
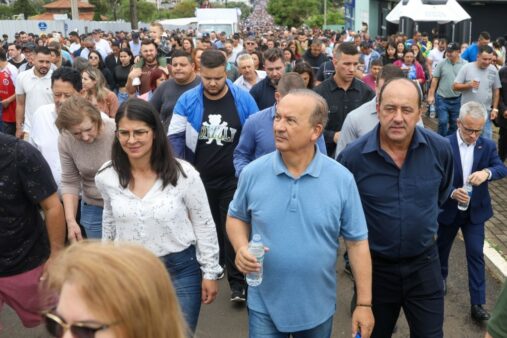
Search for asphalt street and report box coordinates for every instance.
[0,238,503,338]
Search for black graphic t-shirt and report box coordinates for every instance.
[0,133,55,277]
[194,89,241,188]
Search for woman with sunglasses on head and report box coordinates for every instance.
[43,241,187,338]
[82,67,119,118]
[88,50,116,91]
[56,96,116,242]
[95,98,222,333]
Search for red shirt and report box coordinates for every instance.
[0,66,16,122]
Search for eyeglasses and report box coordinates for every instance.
[44,312,118,338]
[116,129,151,140]
[460,124,483,135]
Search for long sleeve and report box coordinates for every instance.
[233,118,257,177]
[58,135,81,197]
[182,167,222,280]
[487,142,507,180]
[95,173,116,241]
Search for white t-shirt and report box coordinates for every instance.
[68,42,81,54]
[15,67,54,133]
[0,62,18,84]
[28,103,61,192]
[428,49,445,71]
[94,38,112,60]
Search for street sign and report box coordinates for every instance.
[38,22,48,31]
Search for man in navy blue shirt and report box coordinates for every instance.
[249,48,285,110]
[233,72,326,176]
[339,78,454,338]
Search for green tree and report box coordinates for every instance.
[168,0,197,19]
[213,1,251,20]
[267,0,320,28]
[12,0,37,18]
[305,8,344,28]
[0,4,15,19]
[118,0,157,23]
[89,0,108,20]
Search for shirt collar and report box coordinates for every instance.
[272,148,323,178]
[362,124,428,154]
[457,129,476,147]
[330,76,360,92]
[269,104,276,118]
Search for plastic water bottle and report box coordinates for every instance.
[246,234,264,287]
[355,333,362,338]
[429,104,436,118]
[457,181,473,211]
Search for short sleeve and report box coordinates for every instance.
[227,167,252,223]
[339,177,368,241]
[16,140,57,204]
[454,65,466,84]
[15,73,25,95]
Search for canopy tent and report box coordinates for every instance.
[386,0,471,24]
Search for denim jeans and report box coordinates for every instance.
[161,245,202,334]
[435,95,460,136]
[117,91,129,107]
[483,111,493,140]
[80,201,103,239]
[249,309,333,338]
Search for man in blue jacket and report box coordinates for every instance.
[168,49,259,303]
[437,101,507,322]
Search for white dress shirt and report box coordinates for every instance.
[29,104,61,193]
[95,159,222,279]
[457,130,475,183]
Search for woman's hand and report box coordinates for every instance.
[67,221,83,243]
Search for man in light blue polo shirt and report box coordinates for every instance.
[227,89,374,338]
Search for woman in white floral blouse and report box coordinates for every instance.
[95,98,222,334]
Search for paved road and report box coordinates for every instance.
[1,239,503,338]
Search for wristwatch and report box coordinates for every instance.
[483,168,492,180]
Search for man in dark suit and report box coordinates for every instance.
[437,101,507,322]
[104,42,120,75]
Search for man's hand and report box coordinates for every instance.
[427,95,435,105]
[470,80,480,90]
[67,221,83,242]
[234,245,268,274]
[451,187,470,204]
[201,279,218,304]
[15,127,24,139]
[351,306,374,338]
[491,109,498,120]
[128,67,143,80]
[333,131,341,144]
[469,170,489,186]
[503,110,507,119]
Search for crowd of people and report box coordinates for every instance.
[2,1,507,336]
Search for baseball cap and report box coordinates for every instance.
[22,43,35,52]
[447,42,460,51]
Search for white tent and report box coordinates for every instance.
[386,0,471,24]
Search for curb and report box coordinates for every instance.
[484,239,507,283]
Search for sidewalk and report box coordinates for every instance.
[423,115,507,281]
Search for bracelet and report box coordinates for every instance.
[356,303,372,308]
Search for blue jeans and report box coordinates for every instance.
[483,111,493,140]
[435,95,460,136]
[117,91,129,107]
[161,245,202,334]
[80,201,103,239]
[249,309,333,338]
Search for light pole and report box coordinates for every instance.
[324,0,327,27]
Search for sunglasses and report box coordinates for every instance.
[44,312,118,338]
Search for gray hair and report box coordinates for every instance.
[459,101,488,121]
[287,89,329,127]
[237,53,253,66]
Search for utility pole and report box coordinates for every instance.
[130,0,138,29]
[323,0,327,27]
[70,0,79,20]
